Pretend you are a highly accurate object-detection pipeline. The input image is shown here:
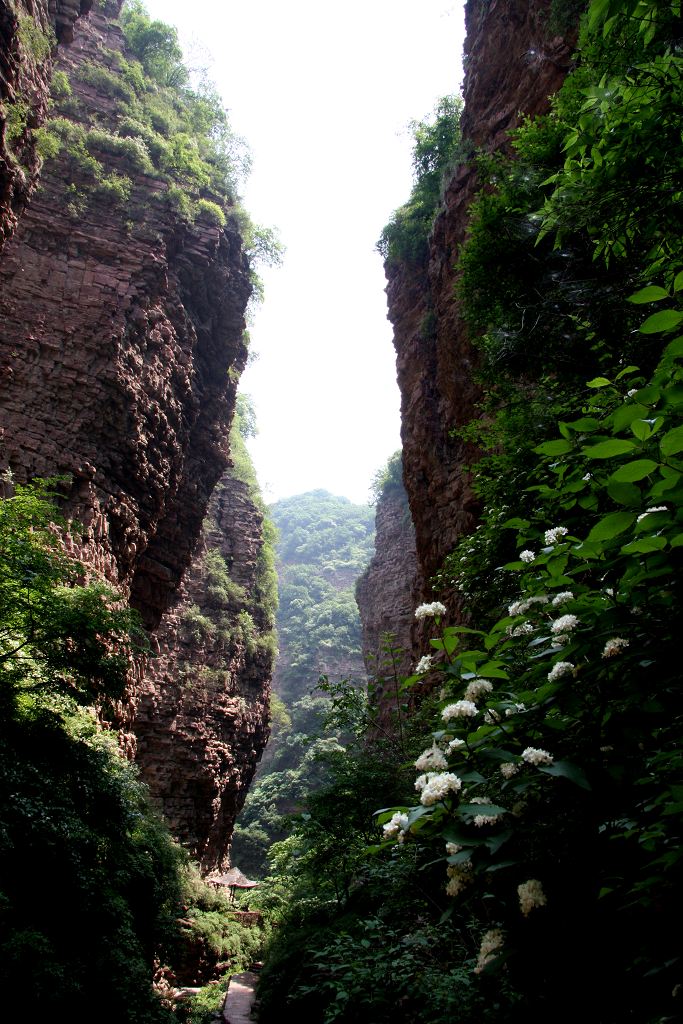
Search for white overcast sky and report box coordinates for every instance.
[144,0,467,504]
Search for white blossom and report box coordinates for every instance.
[519,549,536,563]
[582,472,592,482]
[447,737,466,753]
[464,678,494,702]
[553,634,570,646]
[602,637,630,658]
[505,702,527,717]
[415,601,447,620]
[474,813,500,827]
[445,842,462,855]
[508,621,535,637]
[547,660,575,682]
[415,654,434,674]
[500,762,519,779]
[522,747,554,766]
[484,709,501,724]
[442,700,478,721]
[415,743,448,772]
[518,878,547,916]
[551,591,574,607]
[551,614,578,634]
[445,861,472,897]
[420,772,463,806]
[544,526,568,545]
[626,388,638,398]
[636,505,667,522]
[474,929,505,974]
[382,811,409,839]
[508,595,548,616]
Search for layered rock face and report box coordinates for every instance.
[0,1,251,629]
[0,0,91,250]
[135,472,275,873]
[355,480,418,682]
[0,2,273,870]
[386,0,577,604]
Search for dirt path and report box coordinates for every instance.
[222,971,258,1023]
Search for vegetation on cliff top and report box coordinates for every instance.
[256,2,683,1021]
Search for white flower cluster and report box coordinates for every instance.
[484,709,501,724]
[445,861,472,897]
[551,614,578,634]
[636,505,667,522]
[508,595,548,616]
[382,811,409,840]
[442,700,478,721]
[602,636,630,658]
[415,601,447,620]
[519,549,536,563]
[474,928,505,974]
[518,878,547,916]
[415,654,433,674]
[474,813,500,827]
[446,841,462,855]
[547,660,575,682]
[522,746,554,766]
[414,742,448,772]
[464,678,493,702]
[500,762,519,779]
[626,388,638,398]
[419,772,463,807]
[508,621,535,637]
[544,526,568,545]
[447,737,465,752]
[552,591,574,607]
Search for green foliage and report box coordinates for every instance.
[194,198,226,227]
[378,95,465,263]
[369,448,403,504]
[17,12,55,62]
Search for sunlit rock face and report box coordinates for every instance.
[0,0,93,251]
[386,0,578,608]
[0,0,273,866]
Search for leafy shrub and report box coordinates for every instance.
[194,198,226,227]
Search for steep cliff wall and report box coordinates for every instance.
[0,1,274,869]
[355,479,418,681]
[0,1,251,629]
[0,0,91,250]
[386,0,578,604]
[135,466,275,873]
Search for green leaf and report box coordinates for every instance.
[628,285,669,303]
[534,439,573,456]
[630,419,653,441]
[588,511,635,542]
[539,760,591,790]
[640,309,683,334]
[673,271,683,293]
[621,537,667,554]
[609,459,659,482]
[583,439,636,459]
[661,425,683,456]
[670,534,683,548]
[586,376,612,388]
[606,479,642,506]
[612,403,649,431]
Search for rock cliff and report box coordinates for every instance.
[385,0,578,607]
[355,478,418,682]
[0,0,91,250]
[0,0,273,872]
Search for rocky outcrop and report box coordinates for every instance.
[135,471,275,873]
[0,0,92,251]
[0,1,273,868]
[386,0,578,603]
[0,2,251,629]
[355,479,418,682]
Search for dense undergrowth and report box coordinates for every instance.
[253,2,683,1021]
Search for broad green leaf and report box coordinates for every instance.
[628,285,669,303]
[615,365,640,380]
[609,459,658,482]
[501,517,530,530]
[587,376,612,388]
[671,533,683,548]
[583,439,636,459]
[673,271,683,293]
[621,537,667,554]
[612,403,649,431]
[561,416,600,433]
[588,511,635,542]
[640,309,683,334]
[634,385,662,405]
[534,439,573,456]
[539,760,591,790]
[661,425,683,456]
[630,419,653,441]
[661,336,683,360]
[607,479,642,506]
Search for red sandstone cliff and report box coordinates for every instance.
[0,0,92,250]
[385,0,578,612]
[0,1,273,872]
[355,479,418,682]
[135,470,275,873]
